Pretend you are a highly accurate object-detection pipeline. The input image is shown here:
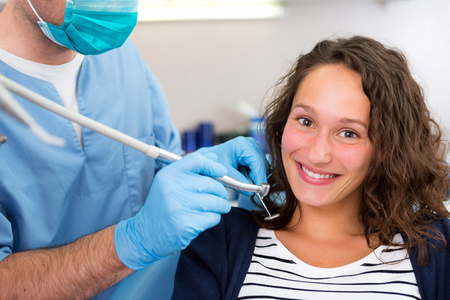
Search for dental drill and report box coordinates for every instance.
[241,168,279,220]
[0,74,270,197]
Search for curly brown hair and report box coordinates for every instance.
[253,35,450,266]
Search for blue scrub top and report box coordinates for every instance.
[0,40,182,298]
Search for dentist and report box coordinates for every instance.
[0,0,267,299]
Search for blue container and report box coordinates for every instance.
[182,130,197,153]
[249,116,267,153]
[196,122,214,149]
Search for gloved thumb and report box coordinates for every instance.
[173,152,227,178]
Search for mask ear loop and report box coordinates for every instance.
[26,0,66,47]
[26,0,44,23]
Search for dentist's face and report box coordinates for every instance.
[281,64,373,211]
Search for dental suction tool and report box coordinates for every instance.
[0,74,270,196]
[0,81,65,147]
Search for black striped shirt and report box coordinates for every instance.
[238,228,421,299]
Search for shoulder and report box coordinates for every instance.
[426,218,450,244]
[408,218,450,266]
[195,207,257,245]
[173,207,259,299]
[184,207,259,256]
[410,218,450,299]
[222,207,256,229]
[99,39,140,57]
[434,217,450,233]
[85,39,147,72]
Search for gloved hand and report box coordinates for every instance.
[197,136,269,196]
[115,152,231,270]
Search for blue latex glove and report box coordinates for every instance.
[115,152,231,270]
[197,136,269,196]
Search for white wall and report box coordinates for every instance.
[130,0,450,137]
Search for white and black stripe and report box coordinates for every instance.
[238,229,421,299]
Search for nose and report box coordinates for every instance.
[306,131,333,165]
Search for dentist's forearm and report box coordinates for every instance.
[0,225,133,300]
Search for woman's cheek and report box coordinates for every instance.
[281,124,305,153]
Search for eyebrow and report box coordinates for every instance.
[339,118,368,130]
[292,104,368,130]
[293,103,314,113]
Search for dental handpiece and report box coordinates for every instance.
[156,149,270,196]
[241,168,279,221]
[0,74,270,196]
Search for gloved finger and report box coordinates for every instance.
[200,151,251,185]
[188,175,230,200]
[176,212,223,251]
[203,150,251,182]
[226,137,269,185]
[186,211,223,234]
[197,136,268,184]
[151,170,229,210]
[173,152,227,179]
[183,192,231,214]
[167,162,230,200]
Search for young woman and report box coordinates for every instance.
[172,36,450,300]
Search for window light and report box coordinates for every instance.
[137,0,286,22]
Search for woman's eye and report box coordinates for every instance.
[339,130,359,138]
[298,117,313,127]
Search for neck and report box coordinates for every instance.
[287,201,364,240]
[276,201,376,269]
[0,1,76,65]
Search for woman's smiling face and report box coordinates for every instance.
[281,64,373,210]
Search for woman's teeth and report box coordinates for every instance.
[301,165,337,179]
